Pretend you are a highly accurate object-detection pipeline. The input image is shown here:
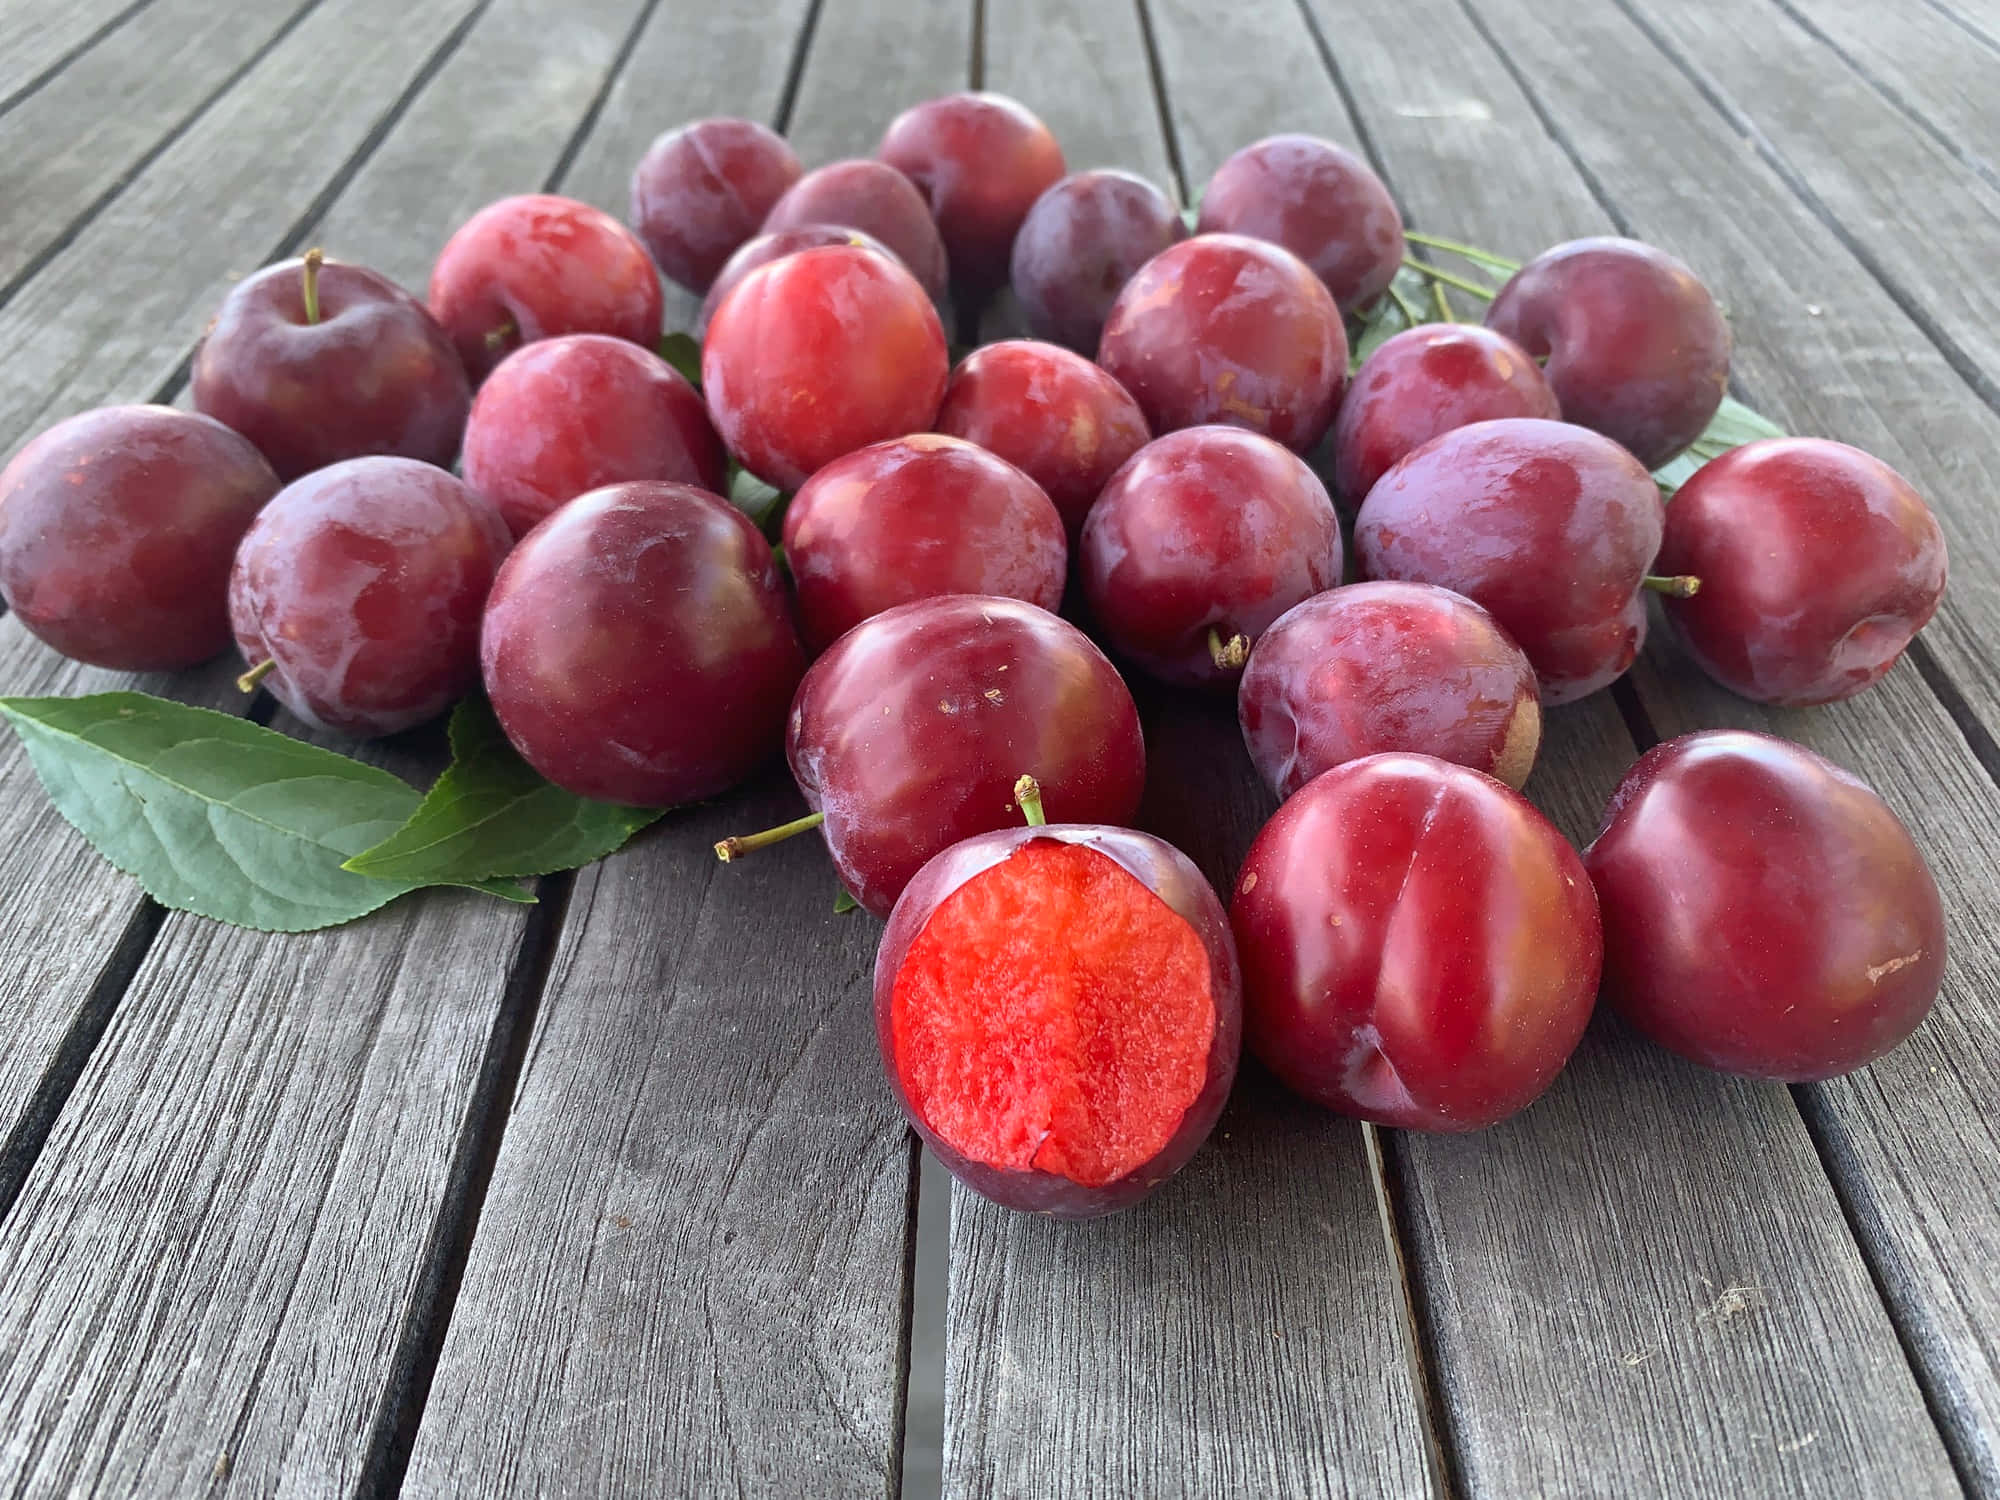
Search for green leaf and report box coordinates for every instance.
[728,462,787,534]
[1652,397,1787,495]
[658,331,702,388]
[833,886,859,914]
[343,697,662,884]
[1348,262,1436,371]
[0,693,531,932]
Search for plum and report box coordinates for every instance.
[1239,582,1540,798]
[1332,323,1558,508]
[933,339,1150,540]
[1655,438,1947,706]
[1096,234,1345,452]
[778,594,1145,915]
[780,434,1066,653]
[482,481,804,805]
[429,194,664,382]
[878,91,1066,290]
[1586,730,1944,1080]
[761,158,950,302]
[1355,418,1670,704]
[1009,169,1188,353]
[702,243,948,490]
[1231,752,1601,1130]
[1195,134,1404,312]
[231,457,510,737]
[1485,236,1730,469]
[1080,426,1341,690]
[461,333,725,539]
[629,117,802,292]
[0,405,279,670]
[696,225,898,340]
[193,250,470,482]
[876,801,1240,1217]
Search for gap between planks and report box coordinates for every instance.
[0,0,159,121]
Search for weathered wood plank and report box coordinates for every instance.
[0,0,150,109]
[0,0,486,454]
[986,0,1174,184]
[0,0,319,297]
[936,12,1433,1498]
[401,7,926,1495]
[782,0,971,166]
[1322,0,1993,1489]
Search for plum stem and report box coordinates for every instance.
[236,658,276,693]
[1385,281,1423,330]
[1400,256,1498,301]
[1643,574,1703,598]
[1014,774,1047,828]
[714,809,825,862]
[1208,626,1251,671]
[300,249,324,325]
[484,317,517,353]
[1429,276,1455,323]
[1403,230,1522,274]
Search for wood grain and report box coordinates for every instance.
[0,0,485,454]
[781,0,971,166]
[0,0,149,108]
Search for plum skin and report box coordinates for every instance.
[1332,324,1559,509]
[1238,582,1541,798]
[1009,169,1188,354]
[786,594,1146,917]
[461,333,726,540]
[1656,438,1947,707]
[702,244,949,491]
[231,457,512,738]
[629,117,802,292]
[1585,731,1944,1080]
[1081,426,1342,690]
[1230,752,1602,1131]
[761,159,951,302]
[1355,417,1665,705]
[875,822,1241,1217]
[933,339,1151,540]
[697,226,898,341]
[193,254,471,482]
[1485,236,1730,470]
[0,405,280,671]
[1195,134,1405,312]
[482,481,804,806]
[1096,233,1346,453]
[780,434,1066,654]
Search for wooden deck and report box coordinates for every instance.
[0,0,1996,1495]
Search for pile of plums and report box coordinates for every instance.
[0,91,1952,1219]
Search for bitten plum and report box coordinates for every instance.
[461,334,726,539]
[878,91,1066,290]
[1195,134,1405,312]
[1096,234,1345,452]
[781,434,1066,653]
[1010,169,1188,353]
[1332,324,1559,508]
[697,226,897,340]
[1239,582,1541,798]
[629,117,802,292]
[193,251,470,482]
[0,405,279,670]
[429,194,664,381]
[877,816,1240,1216]
[1080,426,1341,690]
[230,457,510,737]
[1655,438,1947,706]
[934,339,1150,539]
[1485,237,1730,469]
[761,159,950,302]
[1586,730,1944,1080]
[1231,752,1602,1131]
[482,481,803,805]
[702,244,949,490]
[784,595,1145,915]
[1355,418,1666,705]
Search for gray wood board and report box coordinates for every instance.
[402,5,927,1494]
[1605,0,2000,735]
[943,10,1433,1496]
[0,0,319,296]
[1321,0,1989,1490]
[0,0,485,454]
[0,0,147,107]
